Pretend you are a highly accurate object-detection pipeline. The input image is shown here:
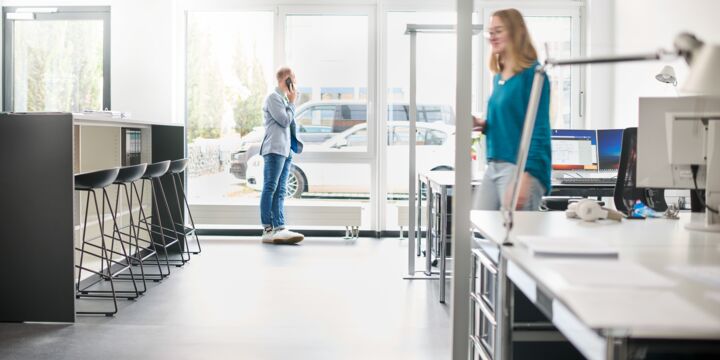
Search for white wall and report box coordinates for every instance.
[112,0,180,124]
[612,0,720,129]
[584,0,613,129]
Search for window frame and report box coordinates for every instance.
[478,4,583,128]
[2,6,111,112]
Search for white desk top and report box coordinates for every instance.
[72,113,183,128]
[470,210,720,340]
[419,170,482,188]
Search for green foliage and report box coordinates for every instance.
[231,42,267,137]
[16,20,103,112]
[186,17,224,142]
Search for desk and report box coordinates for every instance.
[0,113,184,323]
[412,170,480,303]
[469,211,720,360]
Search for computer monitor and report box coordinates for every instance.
[638,96,720,232]
[597,129,623,171]
[551,129,597,171]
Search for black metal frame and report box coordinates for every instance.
[169,171,202,255]
[136,175,191,267]
[75,187,139,317]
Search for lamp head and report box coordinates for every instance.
[656,65,677,86]
[681,44,720,97]
[674,32,704,64]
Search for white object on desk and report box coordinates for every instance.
[707,292,720,303]
[668,265,720,288]
[560,288,720,331]
[547,260,675,288]
[517,235,619,257]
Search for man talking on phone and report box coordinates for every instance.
[259,67,305,244]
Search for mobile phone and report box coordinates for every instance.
[285,77,294,92]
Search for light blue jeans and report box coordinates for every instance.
[260,153,292,229]
[474,161,545,211]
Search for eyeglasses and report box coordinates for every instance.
[483,27,505,39]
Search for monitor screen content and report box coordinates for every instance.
[597,129,624,171]
[551,129,598,170]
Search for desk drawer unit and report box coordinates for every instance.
[471,293,497,357]
[472,249,498,312]
[471,245,500,359]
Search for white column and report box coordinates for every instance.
[451,0,473,358]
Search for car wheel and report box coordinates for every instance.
[286,167,305,198]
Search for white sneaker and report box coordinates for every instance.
[261,228,275,243]
[271,228,304,245]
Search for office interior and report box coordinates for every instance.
[1,0,719,359]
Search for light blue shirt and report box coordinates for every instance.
[260,88,304,157]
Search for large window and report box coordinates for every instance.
[3,6,110,112]
[186,8,375,230]
[185,11,274,206]
[383,11,459,231]
[481,6,581,129]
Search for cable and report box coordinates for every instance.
[691,165,719,214]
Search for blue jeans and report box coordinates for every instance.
[473,161,545,211]
[260,153,292,229]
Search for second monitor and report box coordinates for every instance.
[597,129,624,172]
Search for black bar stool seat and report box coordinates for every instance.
[142,161,171,179]
[75,168,120,190]
[113,163,148,184]
[167,159,189,175]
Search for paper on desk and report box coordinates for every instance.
[559,288,720,331]
[707,292,720,304]
[547,260,676,288]
[668,265,720,288]
[517,236,619,257]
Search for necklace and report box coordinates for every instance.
[498,79,505,86]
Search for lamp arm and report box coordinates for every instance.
[502,65,547,245]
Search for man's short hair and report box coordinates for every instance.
[276,67,292,82]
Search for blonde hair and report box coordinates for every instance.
[488,8,538,74]
[276,67,292,82]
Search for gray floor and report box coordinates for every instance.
[0,237,450,360]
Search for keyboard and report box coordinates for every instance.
[559,177,616,185]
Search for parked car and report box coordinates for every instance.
[245,121,455,198]
[230,100,454,180]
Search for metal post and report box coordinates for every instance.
[451,0,473,357]
[440,186,448,303]
[408,31,417,276]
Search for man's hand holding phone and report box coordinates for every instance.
[285,77,297,103]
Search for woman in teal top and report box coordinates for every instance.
[474,8,552,211]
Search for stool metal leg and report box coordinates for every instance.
[139,178,177,270]
[171,172,201,255]
[133,181,171,279]
[75,189,119,316]
[155,177,190,265]
[77,189,141,300]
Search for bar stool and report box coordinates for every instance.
[137,161,188,268]
[167,158,202,255]
[75,168,140,316]
[111,163,168,286]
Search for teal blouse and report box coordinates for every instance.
[485,62,552,194]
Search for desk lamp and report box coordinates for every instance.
[503,33,720,244]
[656,65,677,86]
